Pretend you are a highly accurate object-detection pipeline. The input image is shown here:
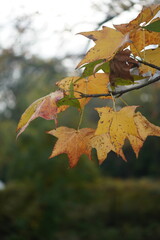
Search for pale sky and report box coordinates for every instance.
[0,0,157,114]
[0,0,145,59]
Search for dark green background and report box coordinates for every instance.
[0,46,160,240]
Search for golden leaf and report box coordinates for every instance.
[95,106,140,154]
[92,107,160,163]
[91,133,126,164]
[130,29,160,56]
[48,127,95,168]
[76,26,129,68]
[139,47,160,75]
[57,73,111,107]
[114,4,160,34]
[128,112,160,157]
[93,106,140,161]
[114,5,160,56]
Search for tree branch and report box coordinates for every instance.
[78,75,160,99]
[136,59,160,71]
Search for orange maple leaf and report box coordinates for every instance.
[17,90,67,138]
[114,5,160,57]
[139,47,160,75]
[76,26,129,68]
[57,73,111,107]
[114,4,160,34]
[128,112,160,157]
[130,29,160,56]
[48,127,95,168]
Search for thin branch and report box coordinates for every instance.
[78,75,160,99]
[136,59,160,71]
[114,75,160,97]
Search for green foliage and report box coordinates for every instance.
[143,19,160,32]
[57,83,81,109]
[0,178,160,240]
[80,60,110,79]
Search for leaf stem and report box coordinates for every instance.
[132,42,143,59]
[110,92,116,111]
[119,97,128,106]
[77,108,84,130]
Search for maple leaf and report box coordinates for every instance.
[128,112,160,157]
[76,26,129,69]
[57,73,111,107]
[48,127,95,168]
[114,5,160,56]
[16,3,160,170]
[109,49,139,85]
[91,106,160,164]
[91,133,126,164]
[129,29,160,56]
[114,4,160,34]
[94,106,140,155]
[139,47,160,75]
[16,90,67,138]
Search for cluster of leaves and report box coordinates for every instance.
[17,4,160,168]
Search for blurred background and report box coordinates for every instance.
[0,0,160,239]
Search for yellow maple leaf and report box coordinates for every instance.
[128,112,160,157]
[57,73,111,108]
[48,127,95,168]
[92,107,160,164]
[114,4,160,34]
[91,133,126,164]
[130,29,160,56]
[17,90,67,138]
[76,26,129,68]
[139,47,160,75]
[95,106,140,154]
[114,5,160,56]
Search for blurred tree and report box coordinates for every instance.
[93,0,160,28]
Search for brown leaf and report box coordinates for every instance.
[109,49,139,85]
[48,127,95,168]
